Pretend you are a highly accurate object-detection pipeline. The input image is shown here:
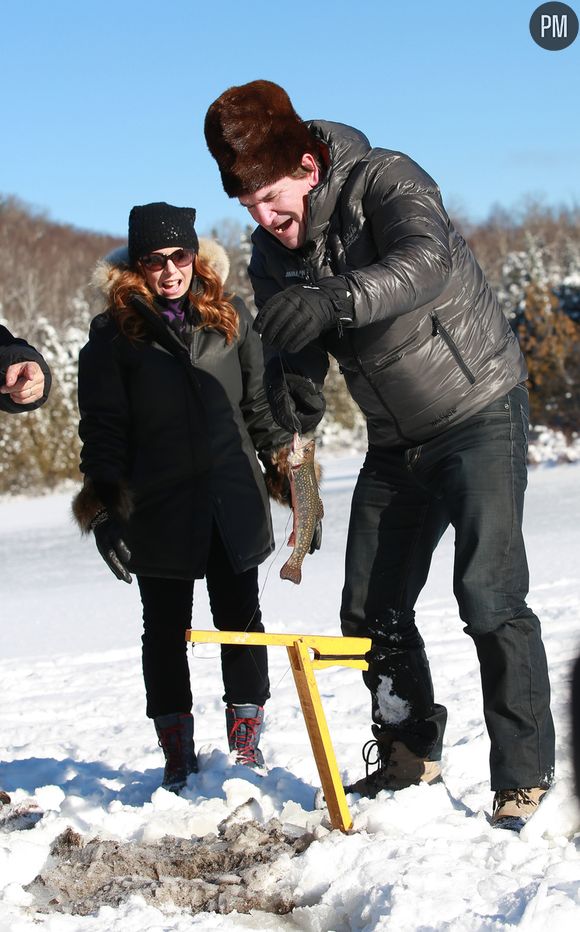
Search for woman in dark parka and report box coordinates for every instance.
[73,202,291,792]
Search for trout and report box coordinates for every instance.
[280,434,323,585]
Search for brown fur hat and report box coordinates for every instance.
[204,80,318,197]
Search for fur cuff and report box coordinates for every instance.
[263,447,291,507]
[72,478,133,533]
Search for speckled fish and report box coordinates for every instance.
[280,434,323,585]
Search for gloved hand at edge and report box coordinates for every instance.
[309,518,323,554]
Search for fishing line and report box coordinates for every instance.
[189,506,294,665]
[191,352,298,680]
[218,509,293,675]
[272,662,293,691]
[278,352,302,436]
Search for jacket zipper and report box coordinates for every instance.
[374,352,403,371]
[431,314,476,384]
[189,326,199,365]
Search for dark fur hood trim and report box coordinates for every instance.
[91,238,231,304]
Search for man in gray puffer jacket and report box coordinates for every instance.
[204,80,554,831]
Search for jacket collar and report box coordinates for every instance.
[304,121,371,245]
[130,294,191,357]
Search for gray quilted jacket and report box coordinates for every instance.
[249,121,526,447]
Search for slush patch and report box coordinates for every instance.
[26,814,314,917]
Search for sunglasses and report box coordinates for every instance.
[139,248,195,271]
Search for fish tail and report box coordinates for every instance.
[280,560,302,585]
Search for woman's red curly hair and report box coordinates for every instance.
[106,253,239,343]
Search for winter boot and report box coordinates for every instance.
[491,787,547,832]
[0,788,10,806]
[226,704,265,768]
[154,712,198,793]
[344,732,442,798]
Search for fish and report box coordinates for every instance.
[280,434,323,585]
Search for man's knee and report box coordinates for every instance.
[347,609,423,649]
[461,603,539,640]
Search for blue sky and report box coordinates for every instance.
[1,0,578,239]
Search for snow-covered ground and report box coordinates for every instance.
[1,455,580,931]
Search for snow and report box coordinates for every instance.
[1,454,580,930]
[376,676,410,726]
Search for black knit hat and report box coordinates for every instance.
[128,202,198,265]
[204,80,318,197]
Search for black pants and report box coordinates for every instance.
[341,385,555,790]
[138,527,270,719]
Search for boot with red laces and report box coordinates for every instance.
[226,704,265,768]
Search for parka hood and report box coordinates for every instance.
[91,237,231,302]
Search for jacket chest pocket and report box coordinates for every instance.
[430,314,476,385]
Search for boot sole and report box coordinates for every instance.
[314,774,443,809]
[492,815,526,833]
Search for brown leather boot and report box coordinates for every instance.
[344,734,442,798]
[491,787,547,832]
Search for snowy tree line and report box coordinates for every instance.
[1,195,579,494]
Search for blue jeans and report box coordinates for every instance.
[341,384,555,790]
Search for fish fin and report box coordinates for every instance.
[287,530,296,547]
[280,561,302,584]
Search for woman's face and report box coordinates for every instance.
[140,247,194,300]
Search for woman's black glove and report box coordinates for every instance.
[89,510,132,584]
[266,372,326,434]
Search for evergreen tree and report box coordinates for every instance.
[518,280,580,436]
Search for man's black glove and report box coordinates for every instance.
[266,372,326,434]
[309,518,322,554]
[254,279,354,353]
[89,510,132,584]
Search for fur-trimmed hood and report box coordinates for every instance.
[91,237,231,300]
